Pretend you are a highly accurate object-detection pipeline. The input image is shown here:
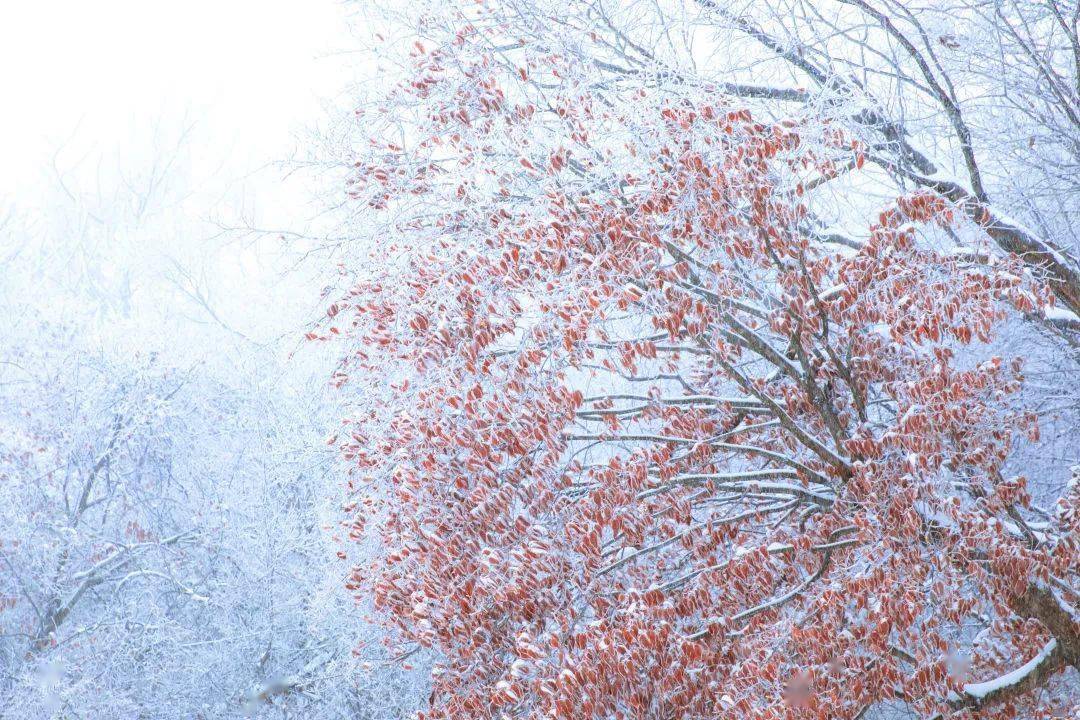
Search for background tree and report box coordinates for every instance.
[0,128,420,720]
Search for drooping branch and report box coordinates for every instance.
[948,639,1065,711]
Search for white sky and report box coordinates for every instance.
[0,0,351,198]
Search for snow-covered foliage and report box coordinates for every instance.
[324,2,1079,719]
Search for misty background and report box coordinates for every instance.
[0,3,424,718]
[0,0,352,342]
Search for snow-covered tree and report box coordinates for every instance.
[0,131,419,719]
[327,2,1079,718]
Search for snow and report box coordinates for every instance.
[990,208,1079,268]
[962,640,1057,700]
[1044,305,1080,324]
[818,284,846,300]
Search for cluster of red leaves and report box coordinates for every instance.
[326,9,1076,720]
